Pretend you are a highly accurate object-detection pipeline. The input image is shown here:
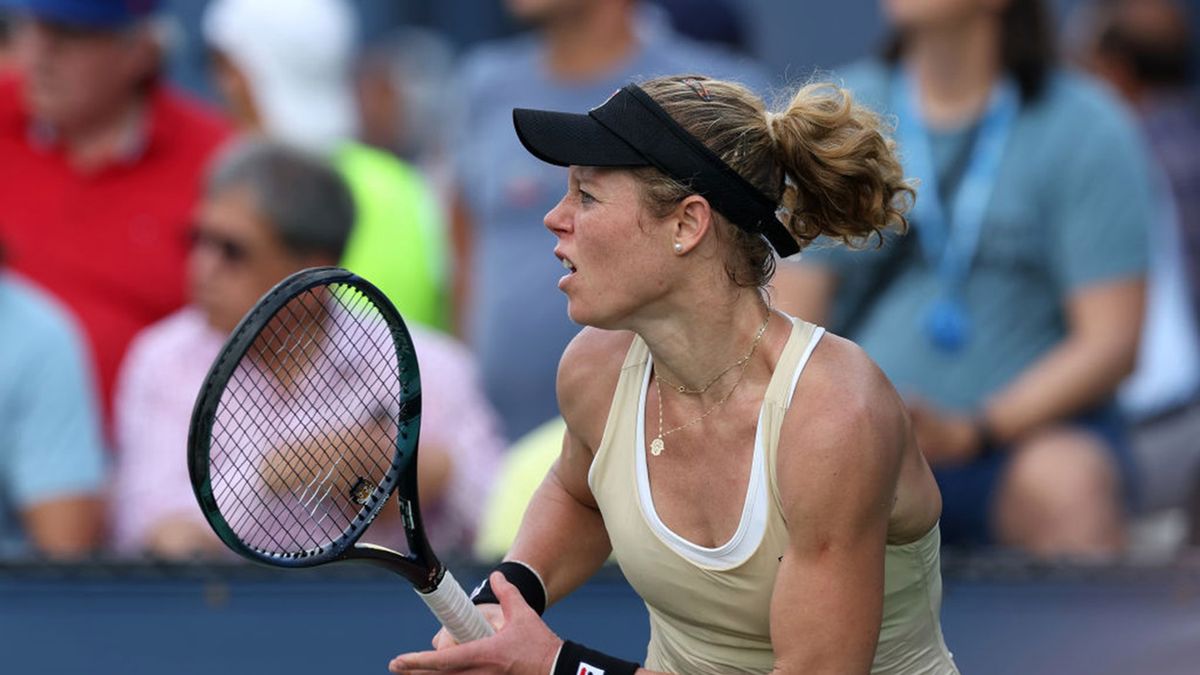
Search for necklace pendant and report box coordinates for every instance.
[650,437,665,456]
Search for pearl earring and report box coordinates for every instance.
[673,242,684,253]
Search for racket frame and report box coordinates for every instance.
[188,267,443,591]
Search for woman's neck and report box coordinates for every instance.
[635,288,775,402]
[903,13,1004,128]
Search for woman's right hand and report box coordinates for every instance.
[430,602,506,650]
[394,574,562,674]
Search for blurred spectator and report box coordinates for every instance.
[1077,0,1200,403]
[0,243,105,558]
[1070,0,1200,549]
[452,0,766,441]
[1079,0,1200,329]
[1076,0,1200,282]
[779,0,1154,557]
[0,0,231,435]
[111,139,504,559]
[202,0,450,331]
[354,27,459,201]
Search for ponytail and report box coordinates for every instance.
[769,82,912,249]
[635,76,912,288]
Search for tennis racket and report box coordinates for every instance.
[188,266,493,644]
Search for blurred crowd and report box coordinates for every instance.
[0,0,1198,565]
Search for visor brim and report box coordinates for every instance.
[513,108,648,168]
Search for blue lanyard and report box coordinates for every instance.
[894,69,1019,290]
[893,69,1019,351]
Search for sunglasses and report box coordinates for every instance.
[189,227,250,266]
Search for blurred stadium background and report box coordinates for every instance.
[4,0,1200,673]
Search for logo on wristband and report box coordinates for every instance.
[577,664,606,675]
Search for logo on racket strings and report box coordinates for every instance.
[349,477,377,505]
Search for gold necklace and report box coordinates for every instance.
[650,311,770,456]
[654,312,771,394]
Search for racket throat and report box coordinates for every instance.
[352,542,445,591]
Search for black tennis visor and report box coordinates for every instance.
[513,83,800,257]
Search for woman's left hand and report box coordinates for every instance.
[388,572,563,674]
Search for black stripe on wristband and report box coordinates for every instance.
[469,561,547,615]
[553,640,640,675]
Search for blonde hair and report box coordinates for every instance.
[634,75,913,288]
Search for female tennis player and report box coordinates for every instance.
[389,75,957,674]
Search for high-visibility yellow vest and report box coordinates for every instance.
[336,143,448,331]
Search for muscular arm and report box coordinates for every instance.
[981,278,1144,443]
[501,328,629,604]
[504,431,612,604]
[769,338,905,674]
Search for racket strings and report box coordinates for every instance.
[287,289,408,490]
[214,294,390,550]
[211,378,314,552]
[215,373,343,549]
[285,293,403,442]
[208,283,411,557]
[215,313,352,549]
[214,357,349,551]
[263,287,399,518]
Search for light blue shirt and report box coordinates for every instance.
[804,62,1153,411]
[454,15,767,441]
[0,273,105,556]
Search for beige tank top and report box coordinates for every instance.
[587,317,958,674]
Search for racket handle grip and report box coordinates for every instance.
[415,569,496,643]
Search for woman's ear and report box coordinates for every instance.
[671,194,713,255]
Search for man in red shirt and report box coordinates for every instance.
[0,0,231,435]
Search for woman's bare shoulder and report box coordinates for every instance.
[776,332,908,516]
[791,331,904,434]
[556,327,637,444]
